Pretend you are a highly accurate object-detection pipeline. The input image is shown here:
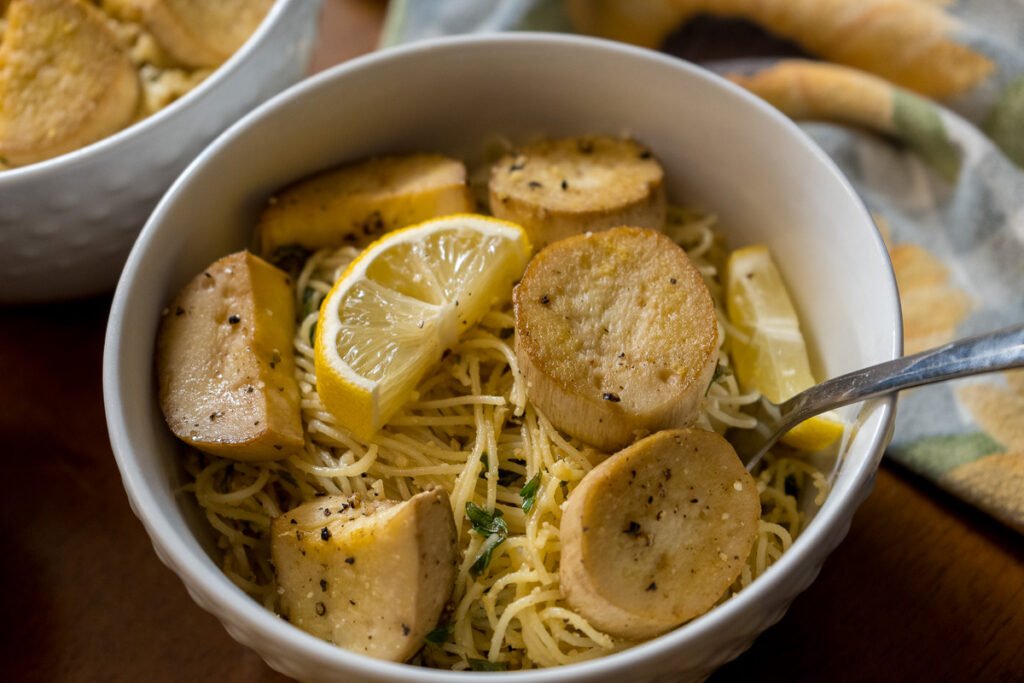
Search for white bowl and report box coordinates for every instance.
[104,34,901,683]
[0,0,322,303]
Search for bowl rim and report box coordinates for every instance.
[104,32,902,681]
[0,0,296,183]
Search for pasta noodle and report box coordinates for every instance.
[180,207,830,670]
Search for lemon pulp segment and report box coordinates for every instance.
[726,245,843,451]
[314,215,531,441]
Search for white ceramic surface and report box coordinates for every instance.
[104,34,902,682]
[0,0,322,303]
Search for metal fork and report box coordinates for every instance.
[734,324,1024,470]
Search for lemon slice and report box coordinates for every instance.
[725,245,843,452]
[314,214,532,440]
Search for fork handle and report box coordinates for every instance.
[779,323,1024,428]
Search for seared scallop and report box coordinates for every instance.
[489,136,666,248]
[560,428,760,639]
[514,227,718,451]
[271,488,459,662]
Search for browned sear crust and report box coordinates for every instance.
[156,250,304,461]
[489,136,666,248]
[128,0,273,68]
[560,428,760,639]
[271,488,459,661]
[514,227,718,451]
[0,0,140,166]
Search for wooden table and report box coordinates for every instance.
[3,2,1022,681]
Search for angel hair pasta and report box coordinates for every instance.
[180,206,829,671]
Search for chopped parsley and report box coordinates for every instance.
[466,502,508,537]
[466,502,508,576]
[270,244,312,281]
[468,658,508,671]
[707,363,733,394]
[470,533,505,577]
[425,623,451,645]
[712,363,728,383]
[519,473,541,513]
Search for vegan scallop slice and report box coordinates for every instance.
[271,488,459,662]
[0,0,140,167]
[489,136,666,248]
[130,0,273,68]
[560,428,760,639]
[156,250,304,461]
[258,154,476,258]
[514,227,718,451]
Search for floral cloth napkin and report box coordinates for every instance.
[380,0,1024,534]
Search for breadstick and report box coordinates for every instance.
[566,0,697,48]
[569,0,992,99]
[729,59,895,134]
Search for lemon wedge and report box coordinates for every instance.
[314,214,532,440]
[725,245,843,452]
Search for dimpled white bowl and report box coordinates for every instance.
[104,34,901,683]
[0,0,322,303]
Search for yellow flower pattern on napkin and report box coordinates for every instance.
[946,372,1024,532]
[889,243,972,355]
